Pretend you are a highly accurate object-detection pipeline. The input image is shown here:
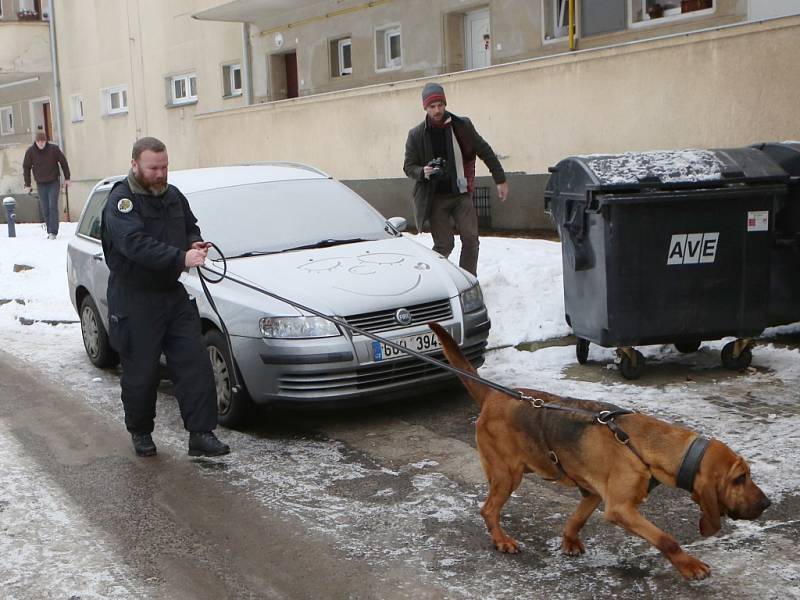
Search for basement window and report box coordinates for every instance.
[376,26,401,71]
[0,106,14,135]
[101,85,128,116]
[630,0,714,25]
[330,37,353,77]
[170,73,198,105]
[223,63,242,97]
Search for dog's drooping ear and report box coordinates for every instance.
[695,482,722,537]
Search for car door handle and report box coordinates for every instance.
[92,253,104,262]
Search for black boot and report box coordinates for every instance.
[131,432,157,457]
[188,431,230,457]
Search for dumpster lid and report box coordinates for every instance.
[570,147,787,189]
[751,141,800,178]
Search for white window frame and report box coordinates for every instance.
[70,94,84,122]
[101,85,128,116]
[0,106,14,135]
[170,72,197,105]
[338,38,352,76]
[542,0,580,43]
[222,63,242,97]
[375,25,402,71]
[628,0,716,28]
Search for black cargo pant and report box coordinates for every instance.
[107,283,218,435]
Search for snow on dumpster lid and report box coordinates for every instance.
[579,150,723,185]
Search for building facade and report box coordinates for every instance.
[0,0,57,218]
[4,0,799,230]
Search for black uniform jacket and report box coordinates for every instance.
[101,177,203,292]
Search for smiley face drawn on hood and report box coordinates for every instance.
[298,252,432,297]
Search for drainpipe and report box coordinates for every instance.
[242,23,254,105]
[569,0,576,50]
[48,1,65,150]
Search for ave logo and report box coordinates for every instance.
[666,232,719,265]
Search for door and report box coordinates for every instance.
[465,8,490,70]
[285,52,298,99]
[42,102,52,140]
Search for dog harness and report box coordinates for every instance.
[524,396,660,494]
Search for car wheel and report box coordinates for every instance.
[79,295,119,368]
[203,328,252,429]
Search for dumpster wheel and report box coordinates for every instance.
[721,339,753,371]
[616,347,645,380]
[576,338,590,364]
[674,340,702,354]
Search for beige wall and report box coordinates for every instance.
[53,0,245,204]
[196,16,800,182]
[244,0,749,101]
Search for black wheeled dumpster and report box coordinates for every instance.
[545,147,788,379]
[751,142,800,327]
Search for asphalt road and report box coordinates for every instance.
[0,344,798,599]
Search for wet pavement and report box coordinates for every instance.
[0,326,798,599]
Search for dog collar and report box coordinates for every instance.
[676,436,710,492]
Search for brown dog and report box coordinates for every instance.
[429,323,770,580]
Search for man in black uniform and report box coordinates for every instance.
[101,136,229,458]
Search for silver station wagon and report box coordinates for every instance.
[67,164,491,427]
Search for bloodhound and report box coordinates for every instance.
[429,323,770,580]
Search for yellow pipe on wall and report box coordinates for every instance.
[569,0,576,50]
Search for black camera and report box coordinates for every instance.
[427,157,448,180]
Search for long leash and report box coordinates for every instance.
[194,243,651,464]
[195,242,527,402]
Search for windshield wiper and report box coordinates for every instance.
[280,238,372,252]
[224,250,277,260]
[221,238,372,260]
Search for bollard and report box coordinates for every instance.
[3,196,16,238]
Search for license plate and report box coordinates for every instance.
[372,330,442,361]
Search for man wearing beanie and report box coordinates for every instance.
[23,130,72,240]
[403,82,508,276]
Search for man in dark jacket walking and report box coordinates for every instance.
[23,130,71,239]
[101,136,229,458]
[404,82,508,276]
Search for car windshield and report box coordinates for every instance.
[187,178,396,257]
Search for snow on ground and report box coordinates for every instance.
[1,224,799,598]
[0,421,150,599]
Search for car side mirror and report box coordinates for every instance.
[387,216,407,233]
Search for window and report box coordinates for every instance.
[630,0,714,25]
[543,0,576,41]
[77,190,110,240]
[101,85,128,115]
[222,64,242,97]
[170,73,197,105]
[0,107,14,135]
[376,26,401,70]
[70,94,84,122]
[338,38,352,75]
[330,37,352,77]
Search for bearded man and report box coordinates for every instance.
[101,136,229,458]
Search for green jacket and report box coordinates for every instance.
[403,112,505,231]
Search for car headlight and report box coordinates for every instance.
[459,284,484,313]
[259,316,340,339]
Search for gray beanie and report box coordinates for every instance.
[422,82,446,108]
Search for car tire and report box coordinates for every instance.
[204,328,252,429]
[79,295,119,368]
